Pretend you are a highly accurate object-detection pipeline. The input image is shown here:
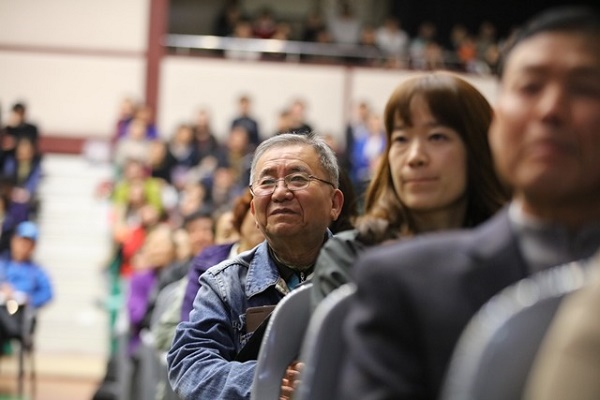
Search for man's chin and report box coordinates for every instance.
[267,223,301,237]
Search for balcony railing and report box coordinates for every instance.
[163,33,483,73]
[164,34,401,64]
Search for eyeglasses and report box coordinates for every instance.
[249,172,335,197]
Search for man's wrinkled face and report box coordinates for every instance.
[250,144,342,243]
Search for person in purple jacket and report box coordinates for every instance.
[180,188,264,321]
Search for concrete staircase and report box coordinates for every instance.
[31,154,115,376]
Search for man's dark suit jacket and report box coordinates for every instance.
[341,208,530,400]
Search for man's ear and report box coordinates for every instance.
[330,189,344,221]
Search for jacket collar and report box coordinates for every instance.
[244,230,333,299]
[463,208,529,310]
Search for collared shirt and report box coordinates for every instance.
[268,244,315,291]
[508,201,600,273]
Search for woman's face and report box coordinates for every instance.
[388,96,468,215]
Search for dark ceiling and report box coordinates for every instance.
[391,0,600,44]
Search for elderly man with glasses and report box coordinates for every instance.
[167,132,344,399]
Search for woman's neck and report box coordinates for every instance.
[411,201,467,233]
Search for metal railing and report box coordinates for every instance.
[163,33,483,73]
[164,34,398,64]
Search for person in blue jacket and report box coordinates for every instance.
[0,221,53,344]
[0,221,53,309]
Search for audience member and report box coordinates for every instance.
[205,165,239,214]
[117,203,166,279]
[140,209,215,350]
[274,21,292,40]
[357,25,383,67]
[110,157,167,280]
[1,137,43,217]
[113,119,153,174]
[327,168,358,235]
[212,210,239,244]
[0,221,52,307]
[230,95,261,149]
[213,0,244,37]
[455,34,479,72]
[112,96,138,145]
[1,102,39,155]
[225,19,261,61]
[147,139,172,183]
[449,23,469,54]
[350,113,386,196]
[224,124,253,188]
[111,158,164,236]
[125,222,178,400]
[287,98,313,135]
[322,132,350,180]
[0,221,53,344]
[410,21,444,70]
[192,108,223,177]
[326,1,362,45]
[375,16,410,66]
[313,71,509,308]
[167,132,344,399]
[476,21,498,65]
[301,10,326,42]
[114,103,159,147]
[274,109,293,136]
[180,189,264,322]
[165,124,201,190]
[524,250,600,400]
[0,176,29,255]
[126,223,175,357]
[252,7,277,39]
[170,181,209,227]
[340,7,600,399]
[307,28,338,65]
[156,209,215,292]
[344,101,371,175]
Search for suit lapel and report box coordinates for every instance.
[463,209,530,311]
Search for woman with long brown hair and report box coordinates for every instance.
[311,71,510,307]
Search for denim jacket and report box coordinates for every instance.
[167,240,289,399]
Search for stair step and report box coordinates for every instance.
[31,155,116,358]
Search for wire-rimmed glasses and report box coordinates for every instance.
[249,172,335,196]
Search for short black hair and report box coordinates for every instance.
[498,6,600,77]
[182,208,214,228]
[12,102,26,113]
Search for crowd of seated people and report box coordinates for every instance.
[104,74,503,399]
[199,0,506,73]
[0,102,43,224]
[0,103,46,312]
[0,7,592,400]
[169,6,600,400]
[91,6,600,400]
[96,91,360,397]
[0,103,53,359]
